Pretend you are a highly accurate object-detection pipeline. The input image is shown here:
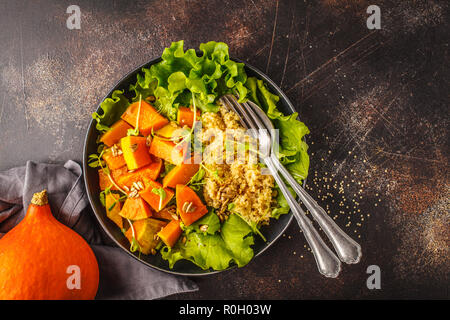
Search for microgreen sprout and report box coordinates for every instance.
[127,94,142,136]
[127,218,141,257]
[107,194,128,211]
[151,187,167,211]
[88,148,128,195]
[200,163,221,181]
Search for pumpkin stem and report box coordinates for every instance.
[31,190,48,206]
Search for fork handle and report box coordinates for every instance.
[265,159,341,278]
[271,154,362,264]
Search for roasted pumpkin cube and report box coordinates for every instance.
[105,193,123,229]
[116,157,163,190]
[100,119,133,147]
[102,148,127,170]
[177,106,200,128]
[121,100,169,136]
[162,157,199,188]
[157,219,182,248]
[176,184,208,226]
[98,166,128,191]
[152,206,177,221]
[155,122,181,139]
[120,136,152,171]
[149,136,185,165]
[139,180,174,212]
[125,218,167,255]
[119,196,152,220]
[146,156,163,180]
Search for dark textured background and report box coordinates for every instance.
[0,0,448,299]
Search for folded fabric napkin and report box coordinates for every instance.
[0,160,198,300]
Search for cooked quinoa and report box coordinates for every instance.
[201,106,275,225]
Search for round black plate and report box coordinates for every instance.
[83,56,298,276]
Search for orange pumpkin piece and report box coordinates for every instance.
[98,170,111,190]
[149,136,185,165]
[119,196,152,220]
[98,166,128,191]
[0,190,99,300]
[157,220,182,248]
[163,157,200,188]
[155,122,181,139]
[100,119,133,147]
[102,148,127,170]
[121,100,169,136]
[139,180,174,212]
[152,206,177,221]
[176,184,208,226]
[120,135,152,171]
[146,156,163,180]
[125,218,167,255]
[116,157,163,190]
[105,193,123,229]
[177,106,200,128]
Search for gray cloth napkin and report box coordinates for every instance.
[0,160,198,300]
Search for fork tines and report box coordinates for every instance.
[221,94,265,138]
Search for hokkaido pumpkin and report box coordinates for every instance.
[117,158,163,190]
[157,219,182,248]
[121,100,169,135]
[102,147,127,170]
[139,180,174,212]
[145,156,164,180]
[149,136,185,165]
[100,119,132,147]
[177,106,200,128]
[176,184,208,226]
[105,193,123,229]
[125,218,167,255]
[98,166,128,191]
[119,196,152,220]
[120,136,152,171]
[152,206,177,221]
[155,122,181,139]
[162,157,199,188]
[0,190,99,300]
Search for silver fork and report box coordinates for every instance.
[220,95,342,278]
[244,98,361,264]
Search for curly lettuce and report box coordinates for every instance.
[92,89,130,133]
[130,40,248,119]
[161,212,254,270]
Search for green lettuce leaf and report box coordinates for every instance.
[275,112,310,171]
[284,139,310,182]
[244,77,262,107]
[130,40,248,118]
[161,213,254,270]
[253,78,284,119]
[220,214,254,267]
[129,69,157,103]
[184,210,221,235]
[92,90,130,133]
[271,185,296,219]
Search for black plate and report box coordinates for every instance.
[83,56,298,276]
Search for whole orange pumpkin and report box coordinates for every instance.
[0,190,99,300]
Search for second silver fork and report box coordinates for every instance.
[223,94,362,265]
[244,98,362,265]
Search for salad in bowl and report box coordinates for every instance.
[85,41,310,273]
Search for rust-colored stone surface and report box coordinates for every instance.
[0,0,448,299]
